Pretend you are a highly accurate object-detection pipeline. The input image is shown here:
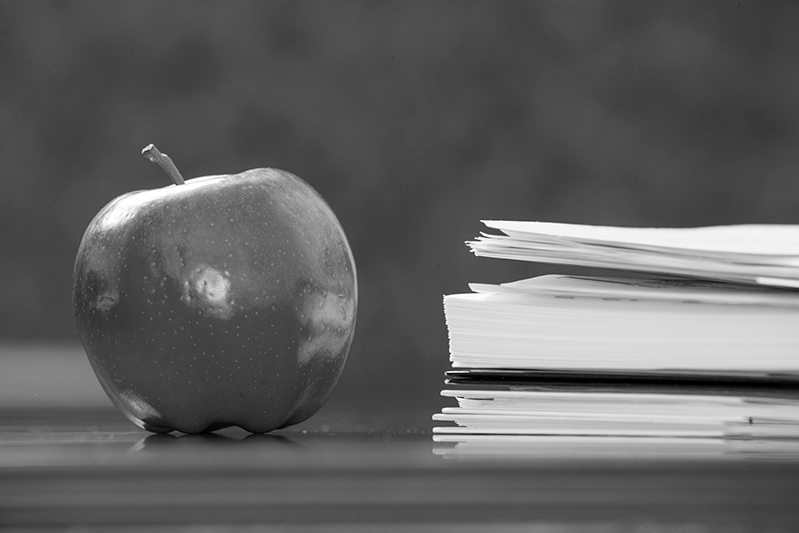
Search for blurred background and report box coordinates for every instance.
[2,0,799,412]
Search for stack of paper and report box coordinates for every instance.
[469,221,799,288]
[434,221,799,447]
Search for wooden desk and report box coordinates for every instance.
[1,345,798,530]
[1,405,799,531]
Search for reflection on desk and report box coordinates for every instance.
[434,434,799,462]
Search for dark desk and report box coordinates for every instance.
[2,406,799,531]
[1,346,799,531]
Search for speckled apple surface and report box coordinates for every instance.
[73,169,357,433]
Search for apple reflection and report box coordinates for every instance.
[130,431,305,456]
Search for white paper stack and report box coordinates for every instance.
[470,221,799,287]
[434,221,799,448]
[445,275,799,372]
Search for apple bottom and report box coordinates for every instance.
[140,421,274,434]
[86,339,347,434]
[94,362,344,434]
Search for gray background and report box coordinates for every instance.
[2,0,799,407]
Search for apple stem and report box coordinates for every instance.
[141,144,186,185]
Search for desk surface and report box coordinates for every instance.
[2,344,799,531]
[2,403,799,532]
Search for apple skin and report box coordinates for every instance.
[73,168,357,434]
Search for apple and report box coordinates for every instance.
[73,145,357,434]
